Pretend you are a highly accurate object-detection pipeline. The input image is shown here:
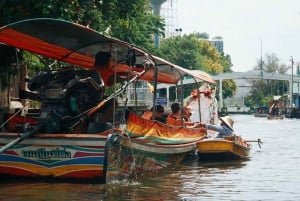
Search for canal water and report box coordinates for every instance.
[0,114,299,201]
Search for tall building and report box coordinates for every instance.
[153,0,225,55]
[209,38,224,54]
[160,0,179,38]
[148,0,168,46]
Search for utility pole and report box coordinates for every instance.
[290,56,294,107]
[260,40,263,79]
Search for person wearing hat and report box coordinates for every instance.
[206,115,234,138]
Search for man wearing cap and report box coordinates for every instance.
[206,116,234,138]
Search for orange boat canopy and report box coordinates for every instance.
[0,18,215,85]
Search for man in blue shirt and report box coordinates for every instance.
[206,116,234,138]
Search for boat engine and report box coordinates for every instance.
[27,69,104,133]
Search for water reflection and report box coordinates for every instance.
[0,182,109,201]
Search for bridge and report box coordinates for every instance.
[157,70,300,110]
[211,71,300,109]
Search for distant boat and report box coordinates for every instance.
[268,96,284,120]
[253,106,269,117]
[267,113,284,120]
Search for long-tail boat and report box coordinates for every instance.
[104,56,215,181]
[0,18,156,183]
[197,135,252,161]
[0,18,216,183]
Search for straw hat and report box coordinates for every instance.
[219,116,234,131]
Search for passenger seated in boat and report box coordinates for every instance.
[141,105,166,123]
[167,103,183,126]
[167,103,203,128]
[206,116,234,138]
[183,106,193,126]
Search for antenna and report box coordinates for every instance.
[260,40,263,79]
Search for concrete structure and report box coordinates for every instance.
[213,71,300,110]
[148,0,167,46]
[156,70,300,111]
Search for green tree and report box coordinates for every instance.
[194,32,209,39]
[100,0,164,51]
[245,79,271,107]
[255,53,289,74]
[0,0,164,48]
[246,52,289,107]
[157,34,223,73]
[0,0,165,89]
[156,33,236,100]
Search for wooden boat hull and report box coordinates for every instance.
[0,132,108,182]
[253,106,269,117]
[197,137,251,161]
[254,113,268,117]
[0,19,215,184]
[103,112,207,183]
[105,133,198,183]
[267,114,284,120]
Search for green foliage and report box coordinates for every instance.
[100,0,164,51]
[0,0,105,30]
[156,33,236,99]
[158,35,216,73]
[157,33,234,76]
[246,52,289,107]
[257,53,289,74]
[22,51,50,76]
[220,53,233,73]
[0,0,236,102]
[222,79,236,99]
[245,80,268,106]
[0,0,165,90]
[0,0,164,49]
[197,39,223,73]
[193,32,209,39]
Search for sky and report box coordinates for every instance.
[174,0,300,72]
